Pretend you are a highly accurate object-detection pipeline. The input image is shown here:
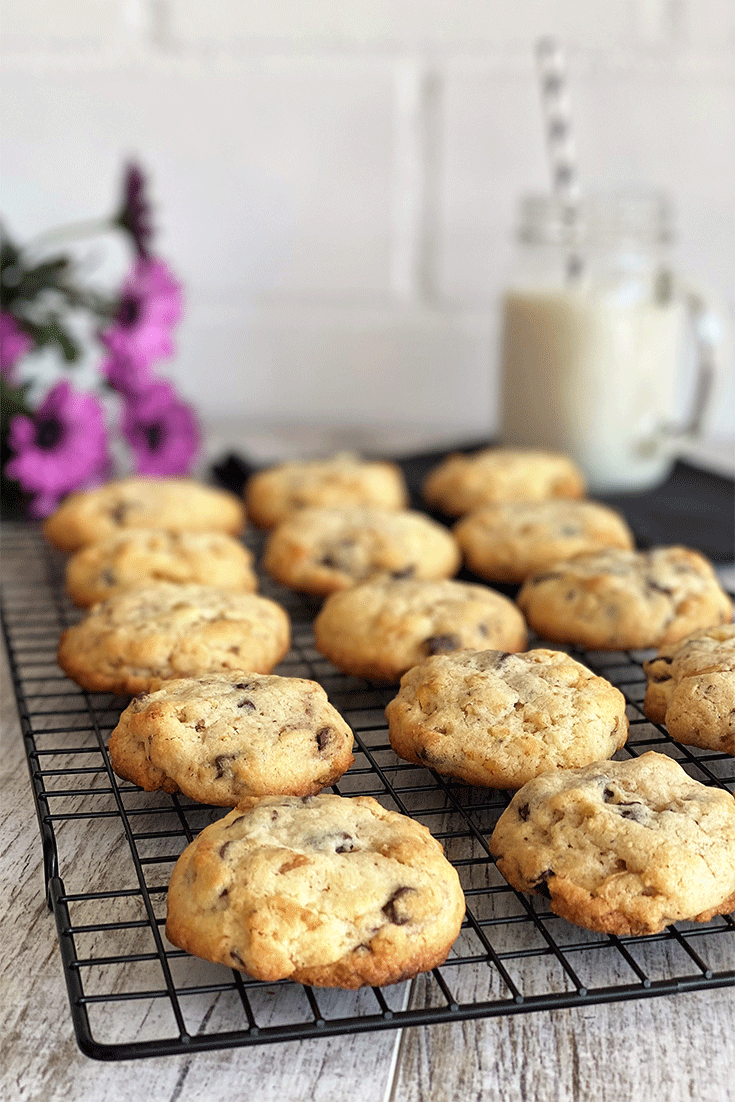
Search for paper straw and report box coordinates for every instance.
[535,37,583,278]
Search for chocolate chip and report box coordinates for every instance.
[603,786,615,802]
[100,569,117,585]
[335,832,357,853]
[219,888,229,898]
[533,869,553,898]
[517,803,530,821]
[619,805,645,821]
[214,753,237,778]
[110,502,130,525]
[423,633,461,655]
[529,571,562,585]
[235,681,258,691]
[238,699,256,710]
[382,886,414,925]
[316,727,333,752]
[646,578,674,596]
[227,815,246,829]
[392,565,415,579]
[230,950,246,968]
[219,841,233,858]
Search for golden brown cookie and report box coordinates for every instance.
[262,506,461,597]
[489,752,735,935]
[57,582,290,695]
[165,794,466,987]
[454,499,634,584]
[516,546,733,650]
[313,576,527,682]
[65,529,257,607]
[422,447,586,517]
[44,477,245,551]
[643,624,735,754]
[244,451,408,529]
[109,672,355,802]
[385,648,628,788]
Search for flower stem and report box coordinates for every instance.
[22,217,118,257]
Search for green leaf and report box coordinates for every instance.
[7,256,70,303]
[1,377,33,424]
[0,226,21,272]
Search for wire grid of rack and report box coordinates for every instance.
[2,520,734,1062]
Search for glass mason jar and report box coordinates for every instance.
[497,191,715,493]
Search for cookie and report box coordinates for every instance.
[244,451,408,529]
[313,577,527,682]
[516,546,733,651]
[489,752,735,935]
[65,529,257,607]
[454,499,634,584]
[109,672,355,802]
[43,477,246,551]
[57,582,290,695]
[643,624,735,754]
[262,506,461,597]
[385,648,628,789]
[165,793,465,988]
[422,447,586,517]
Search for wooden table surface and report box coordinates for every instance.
[2,432,734,1102]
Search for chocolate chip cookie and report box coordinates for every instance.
[422,447,586,517]
[262,506,461,597]
[57,582,290,695]
[44,476,246,551]
[385,648,628,789]
[454,499,634,584]
[65,529,257,607]
[643,623,735,754]
[109,672,355,802]
[489,752,735,935]
[516,546,733,650]
[313,576,527,682]
[165,793,466,987]
[244,451,408,529]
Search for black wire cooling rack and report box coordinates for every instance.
[2,520,734,1062]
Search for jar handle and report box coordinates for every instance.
[661,284,721,442]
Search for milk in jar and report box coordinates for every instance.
[498,193,689,493]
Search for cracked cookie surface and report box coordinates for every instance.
[516,546,732,650]
[57,582,290,695]
[44,476,246,551]
[109,672,355,803]
[489,752,735,935]
[643,623,735,754]
[386,648,628,789]
[165,793,466,987]
[65,529,257,607]
[245,451,408,529]
[314,576,527,682]
[422,447,586,517]
[262,506,461,596]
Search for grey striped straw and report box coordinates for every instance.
[536,37,583,278]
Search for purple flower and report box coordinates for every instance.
[101,257,183,376]
[101,351,154,397]
[0,311,33,383]
[122,380,200,476]
[5,380,110,517]
[115,162,154,257]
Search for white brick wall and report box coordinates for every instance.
[1,0,733,449]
